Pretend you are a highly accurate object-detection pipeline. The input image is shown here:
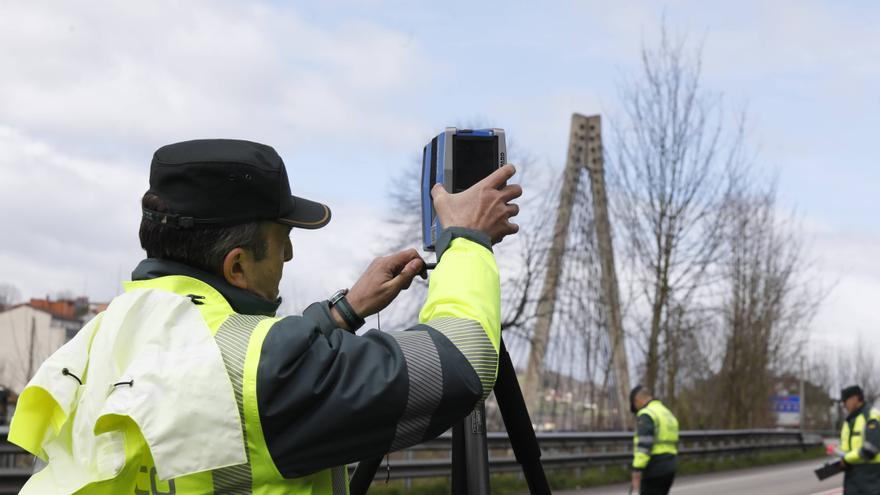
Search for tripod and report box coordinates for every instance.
[350,339,551,495]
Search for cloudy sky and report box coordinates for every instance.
[0,1,877,354]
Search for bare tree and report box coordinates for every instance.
[834,341,880,403]
[0,282,21,310]
[715,183,819,428]
[803,351,837,430]
[610,24,742,395]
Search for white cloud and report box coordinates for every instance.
[0,0,439,304]
[805,223,880,352]
[0,126,144,299]
[0,1,430,152]
[0,126,396,308]
[701,1,880,85]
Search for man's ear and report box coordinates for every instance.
[223,247,249,290]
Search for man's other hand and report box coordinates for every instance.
[630,471,642,493]
[431,164,522,244]
[345,249,426,319]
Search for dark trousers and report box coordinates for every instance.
[640,472,675,495]
[844,464,880,494]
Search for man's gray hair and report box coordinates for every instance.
[139,192,268,276]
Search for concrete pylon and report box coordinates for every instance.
[522,114,631,429]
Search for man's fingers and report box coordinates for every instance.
[390,258,423,290]
[499,183,523,202]
[479,164,516,189]
[385,249,423,271]
[506,203,520,218]
[491,221,520,245]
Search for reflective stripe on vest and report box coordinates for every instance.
[212,314,345,494]
[212,314,267,493]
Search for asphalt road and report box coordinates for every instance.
[553,459,843,495]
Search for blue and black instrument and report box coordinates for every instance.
[421,128,507,251]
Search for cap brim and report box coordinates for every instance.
[279,195,331,229]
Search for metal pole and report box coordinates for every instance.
[27,316,36,380]
[463,403,490,494]
[451,421,467,494]
[800,356,806,432]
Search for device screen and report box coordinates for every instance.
[452,135,497,193]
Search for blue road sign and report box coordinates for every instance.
[771,395,800,413]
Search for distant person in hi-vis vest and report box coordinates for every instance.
[630,385,679,495]
[837,385,880,494]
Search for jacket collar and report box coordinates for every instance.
[131,258,280,317]
[846,402,867,423]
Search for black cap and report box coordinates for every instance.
[629,385,644,414]
[144,139,331,229]
[841,385,864,402]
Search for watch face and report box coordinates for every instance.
[330,289,348,304]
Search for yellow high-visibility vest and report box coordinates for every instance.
[10,276,347,494]
[841,405,880,465]
[633,400,679,469]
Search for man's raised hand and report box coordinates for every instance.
[431,164,522,244]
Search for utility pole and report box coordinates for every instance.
[522,114,632,429]
[27,316,36,380]
[799,356,806,432]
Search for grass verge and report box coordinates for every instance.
[364,446,826,494]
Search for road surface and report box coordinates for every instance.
[554,458,843,495]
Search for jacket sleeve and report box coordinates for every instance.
[861,418,880,461]
[845,414,880,464]
[256,228,500,478]
[632,413,655,470]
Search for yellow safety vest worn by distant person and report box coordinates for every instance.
[10,228,501,495]
[632,400,679,477]
[840,403,880,494]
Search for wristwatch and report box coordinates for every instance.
[329,288,365,331]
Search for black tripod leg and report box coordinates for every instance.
[452,420,467,494]
[494,341,551,494]
[463,401,491,494]
[350,457,382,495]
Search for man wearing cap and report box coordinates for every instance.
[837,385,880,494]
[629,385,679,495]
[9,139,521,494]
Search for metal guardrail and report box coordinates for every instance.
[0,426,821,491]
[0,426,30,495]
[354,429,822,479]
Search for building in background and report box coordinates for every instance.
[0,297,104,398]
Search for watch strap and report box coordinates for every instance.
[332,293,365,331]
